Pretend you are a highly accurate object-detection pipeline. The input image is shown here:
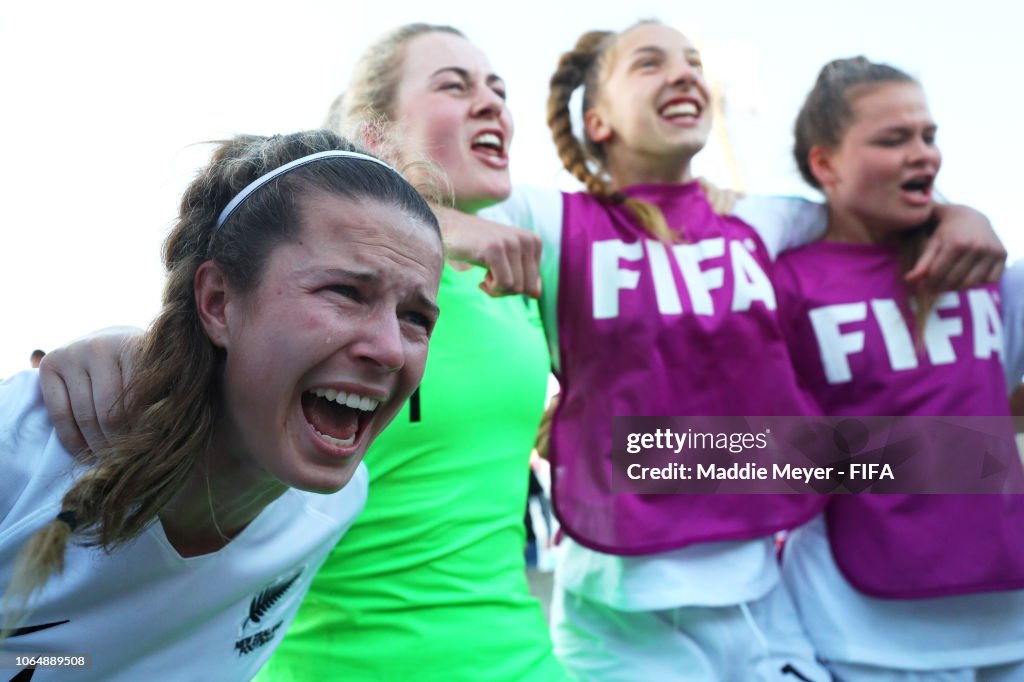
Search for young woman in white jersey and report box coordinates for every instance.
[774,56,1024,682]
[0,130,443,680]
[33,23,565,682]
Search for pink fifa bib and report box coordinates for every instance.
[551,183,824,556]
[776,241,1024,598]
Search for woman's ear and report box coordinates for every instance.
[194,261,231,349]
[584,107,613,145]
[808,145,838,190]
[360,119,387,155]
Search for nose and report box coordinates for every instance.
[471,86,505,120]
[667,58,699,90]
[351,311,405,373]
[908,136,941,168]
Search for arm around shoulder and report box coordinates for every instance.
[733,195,827,260]
[436,186,564,299]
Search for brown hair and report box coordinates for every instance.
[546,22,679,243]
[793,56,916,190]
[793,56,935,335]
[2,130,440,634]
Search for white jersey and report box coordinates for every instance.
[0,371,368,681]
[1003,259,1024,389]
[783,516,1024,670]
[780,255,1024,671]
[485,188,826,610]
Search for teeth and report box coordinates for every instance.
[662,101,699,117]
[306,388,382,412]
[902,179,930,192]
[335,391,380,412]
[473,132,502,150]
[315,429,355,447]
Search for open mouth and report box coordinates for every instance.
[301,388,382,449]
[900,175,934,196]
[659,98,702,122]
[471,131,505,159]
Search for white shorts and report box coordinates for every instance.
[550,579,829,681]
[826,661,1024,682]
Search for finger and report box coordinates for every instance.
[984,257,1006,284]
[38,363,89,457]
[521,235,542,299]
[481,247,518,296]
[958,254,1001,290]
[96,359,128,439]
[915,240,957,288]
[479,276,515,297]
[68,371,108,456]
[936,250,982,291]
[504,241,527,296]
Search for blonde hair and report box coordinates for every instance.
[547,22,680,243]
[325,23,465,208]
[2,130,441,636]
[340,23,464,125]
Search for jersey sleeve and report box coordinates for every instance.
[0,372,55,525]
[1002,259,1024,390]
[733,195,827,261]
[480,185,564,276]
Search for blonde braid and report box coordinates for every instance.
[547,29,678,243]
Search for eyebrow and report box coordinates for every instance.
[322,268,441,317]
[322,267,377,281]
[876,123,938,134]
[429,66,505,88]
[630,46,665,58]
[630,46,701,57]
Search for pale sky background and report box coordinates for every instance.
[1,0,1020,379]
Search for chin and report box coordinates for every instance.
[289,463,360,495]
[899,208,936,230]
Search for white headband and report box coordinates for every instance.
[215,150,401,230]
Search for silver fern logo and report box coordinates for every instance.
[234,567,304,656]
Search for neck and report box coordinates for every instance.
[159,435,286,558]
[823,205,890,245]
[605,148,693,189]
